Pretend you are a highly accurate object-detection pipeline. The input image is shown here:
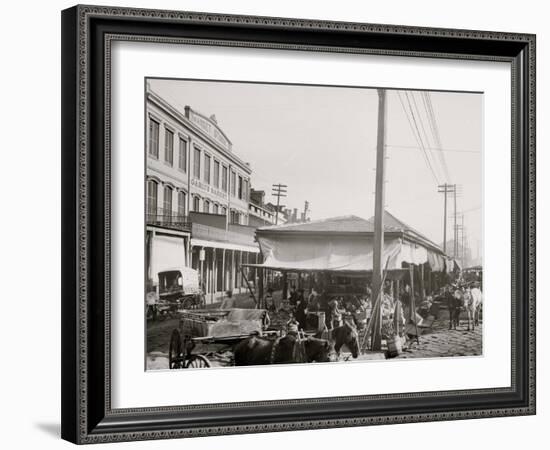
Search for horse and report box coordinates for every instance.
[233,333,333,366]
[463,287,483,331]
[328,320,360,359]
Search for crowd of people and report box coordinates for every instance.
[265,283,409,335]
[262,273,483,339]
[248,271,483,364]
[265,285,369,331]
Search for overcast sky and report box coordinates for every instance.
[148,78,482,255]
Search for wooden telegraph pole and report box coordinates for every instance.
[438,183,456,254]
[371,88,387,352]
[461,213,465,267]
[271,183,287,225]
[439,183,448,254]
[452,184,462,258]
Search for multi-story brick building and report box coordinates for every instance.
[145,86,260,301]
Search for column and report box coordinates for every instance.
[200,246,205,297]
[420,264,425,301]
[221,249,226,292]
[238,251,243,292]
[230,250,235,292]
[258,267,264,309]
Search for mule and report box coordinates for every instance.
[329,320,359,359]
[449,289,463,330]
[233,333,332,366]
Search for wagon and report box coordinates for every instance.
[157,268,204,310]
[168,308,274,369]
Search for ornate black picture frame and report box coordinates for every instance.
[61,5,536,444]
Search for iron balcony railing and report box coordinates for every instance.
[146,207,191,231]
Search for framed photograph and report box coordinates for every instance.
[61,5,536,444]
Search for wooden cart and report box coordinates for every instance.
[168,309,274,369]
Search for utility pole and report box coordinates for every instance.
[271,183,287,225]
[455,213,465,267]
[461,214,465,268]
[438,183,456,255]
[371,88,387,352]
[453,185,457,258]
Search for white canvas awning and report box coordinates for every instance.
[252,236,438,273]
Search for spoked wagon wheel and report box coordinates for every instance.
[169,329,184,369]
[181,296,195,310]
[185,354,211,368]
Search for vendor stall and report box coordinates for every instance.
[242,211,460,353]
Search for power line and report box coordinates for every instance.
[422,92,452,182]
[404,91,441,183]
[462,204,481,214]
[396,91,440,184]
[385,144,480,154]
[410,92,444,183]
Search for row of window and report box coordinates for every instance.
[146,179,187,217]
[148,117,250,201]
[146,179,246,221]
[149,120,188,172]
[250,204,274,219]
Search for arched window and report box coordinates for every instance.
[213,203,219,215]
[163,185,172,215]
[231,210,240,225]
[147,179,158,215]
[177,191,186,218]
[193,196,200,212]
[203,200,210,213]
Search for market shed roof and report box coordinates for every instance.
[258,215,374,234]
[257,211,443,255]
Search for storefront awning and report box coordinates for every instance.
[190,238,260,254]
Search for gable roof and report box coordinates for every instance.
[367,211,443,253]
[258,215,374,234]
[257,210,444,254]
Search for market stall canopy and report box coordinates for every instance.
[247,212,452,273]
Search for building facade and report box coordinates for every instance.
[146,86,259,301]
[146,88,252,223]
[248,189,279,227]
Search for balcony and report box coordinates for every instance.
[146,207,191,232]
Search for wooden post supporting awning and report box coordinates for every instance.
[240,266,258,307]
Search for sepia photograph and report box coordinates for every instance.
[144,78,483,371]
